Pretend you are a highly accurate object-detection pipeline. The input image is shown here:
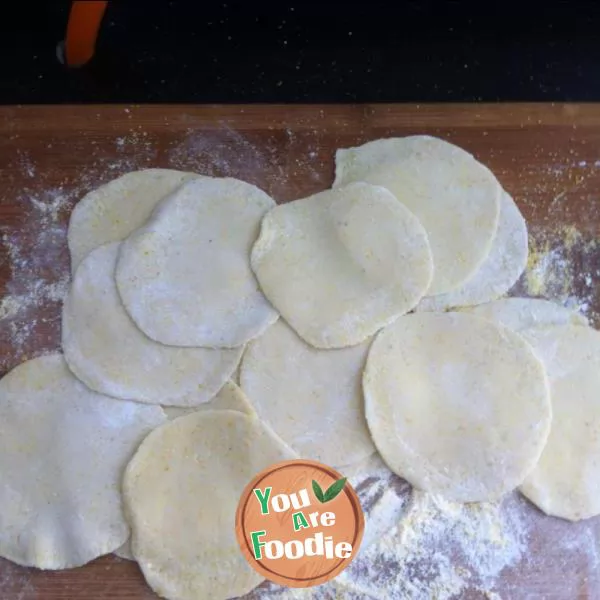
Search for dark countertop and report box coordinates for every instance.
[2,1,600,104]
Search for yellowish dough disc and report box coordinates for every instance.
[364,312,551,502]
[334,136,502,295]
[251,182,433,348]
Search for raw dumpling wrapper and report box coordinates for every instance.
[417,191,527,311]
[123,410,295,600]
[240,319,375,467]
[68,168,198,272]
[334,136,502,295]
[116,176,279,348]
[364,313,551,502]
[251,182,433,348]
[62,242,242,406]
[0,354,166,569]
[519,325,600,521]
[115,381,254,561]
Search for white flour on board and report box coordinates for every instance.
[250,473,528,600]
[2,121,600,599]
[166,123,328,201]
[519,224,599,326]
[0,190,71,372]
[250,477,600,600]
[0,559,35,600]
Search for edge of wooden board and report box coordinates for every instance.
[1,103,600,132]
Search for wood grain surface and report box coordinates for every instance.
[0,104,599,599]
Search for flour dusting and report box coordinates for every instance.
[330,490,528,600]
[167,124,326,202]
[249,473,600,599]
[0,189,72,372]
[518,223,599,326]
[248,468,531,600]
[0,559,34,600]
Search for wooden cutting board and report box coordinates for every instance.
[0,104,599,599]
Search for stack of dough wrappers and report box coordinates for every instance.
[0,135,598,600]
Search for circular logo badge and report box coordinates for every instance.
[235,459,364,588]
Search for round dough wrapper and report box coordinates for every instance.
[417,191,528,311]
[519,325,600,521]
[240,319,376,467]
[62,243,242,406]
[0,354,166,569]
[364,312,551,502]
[123,410,296,600]
[116,382,254,561]
[116,176,278,348]
[251,182,433,349]
[462,298,589,332]
[162,380,255,420]
[68,168,198,272]
[334,136,502,295]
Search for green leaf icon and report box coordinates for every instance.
[312,477,347,503]
[323,477,347,502]
[312,480,325,503]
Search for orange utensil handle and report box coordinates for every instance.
[65,1,109,67]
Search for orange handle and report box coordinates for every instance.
[65,1,108,67]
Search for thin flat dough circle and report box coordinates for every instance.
[0,354,166,569]
[116,177,278,348]
[417,191,528,311]
[364,313,551,502]
[116,381,254,561]
[519,325,600,521]
[462,298,589,331]
[123,410,296,600]
[240,319,376,467]
[68,169,198,272]
[251,182,433,348]
[334,136,502,295]
[62,243,242,406]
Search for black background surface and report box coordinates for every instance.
[2,1,600,103]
